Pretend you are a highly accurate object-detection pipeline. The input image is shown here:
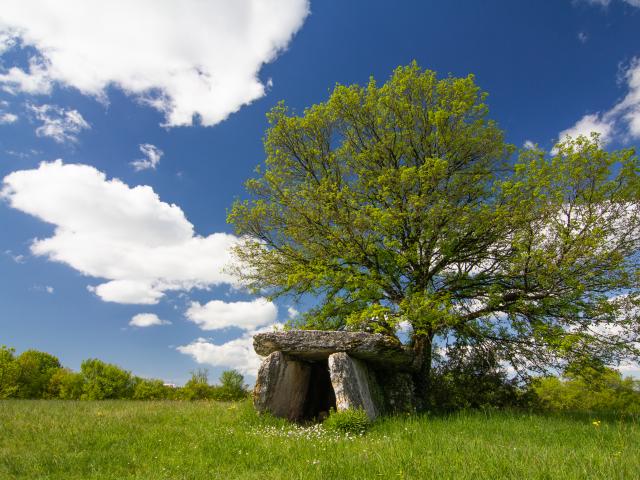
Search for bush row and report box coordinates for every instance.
[0,346,248,401]
[427,344,640,415]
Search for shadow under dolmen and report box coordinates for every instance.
[253,330,416,422]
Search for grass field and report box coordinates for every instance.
[1,400,638,479]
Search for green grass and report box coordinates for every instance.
[1,400,638,479]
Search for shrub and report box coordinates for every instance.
[133,378,171,400]
[47,368,85,399]
[181,368,213,400]
[323,408,371,435]
[531,367,640,415]
[0,346,20,399]
[427,342,528,412]
[80,358,135,400]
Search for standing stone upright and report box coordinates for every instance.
[328,352,380,420]
[253,351,311,421]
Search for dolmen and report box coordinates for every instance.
[252,330,416,421]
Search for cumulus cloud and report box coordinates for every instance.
[1,160,242,304]
[287,306,299,319]
[556,58,640,146]
[0,0,310,127]
[186,298,277,331]
[28,104,89,143]
[129,313,171,327]
[177,324,281,376]
[611,58,640,139]
[131,144,163,171]
[523,140,536,150]
[557,113,614,145]
[88,281,165,305]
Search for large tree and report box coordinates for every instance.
[228,63,640,405]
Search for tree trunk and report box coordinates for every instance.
[412,332,434,411]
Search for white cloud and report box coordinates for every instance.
[523,140,536,150]
[577,32,588,43]
[186,297,277,331]
[0,0,310,127]
[611,57,640,139]
[0,112,17,124]
[131,144,163,171]
[0,100,17,124]
[1,160,242,304]
[87,281,165,305]
[4,249,25,263]
[557,113,614,145]
[287,306,299,319]
[555,58,640,147]
[5,149,41,159]
[579,0,611,6]
[0,59,51,94]
[177,324,281,376]
[129,313,171,327]
[28,104,90,143]
[576,0,640,7]
[31,284,54,294]
[0,31,17,54]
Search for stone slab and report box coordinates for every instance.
[254,330,415,370]
[253,351,310,421]
[328,352,380,420]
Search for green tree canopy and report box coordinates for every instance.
[228,63,640,404]
[15,349,61,399]
[218,369,248,400]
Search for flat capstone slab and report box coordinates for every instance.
[253,330,415,371]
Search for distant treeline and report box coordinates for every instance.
[2,344,640,414]
[0,345,248,401]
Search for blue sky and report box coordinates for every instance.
[1,0,639,385]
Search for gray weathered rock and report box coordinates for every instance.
[253,351,310,421]
[328,352,381,420]
[254,330,415,370]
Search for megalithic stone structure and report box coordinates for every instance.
[253,330,416,421]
